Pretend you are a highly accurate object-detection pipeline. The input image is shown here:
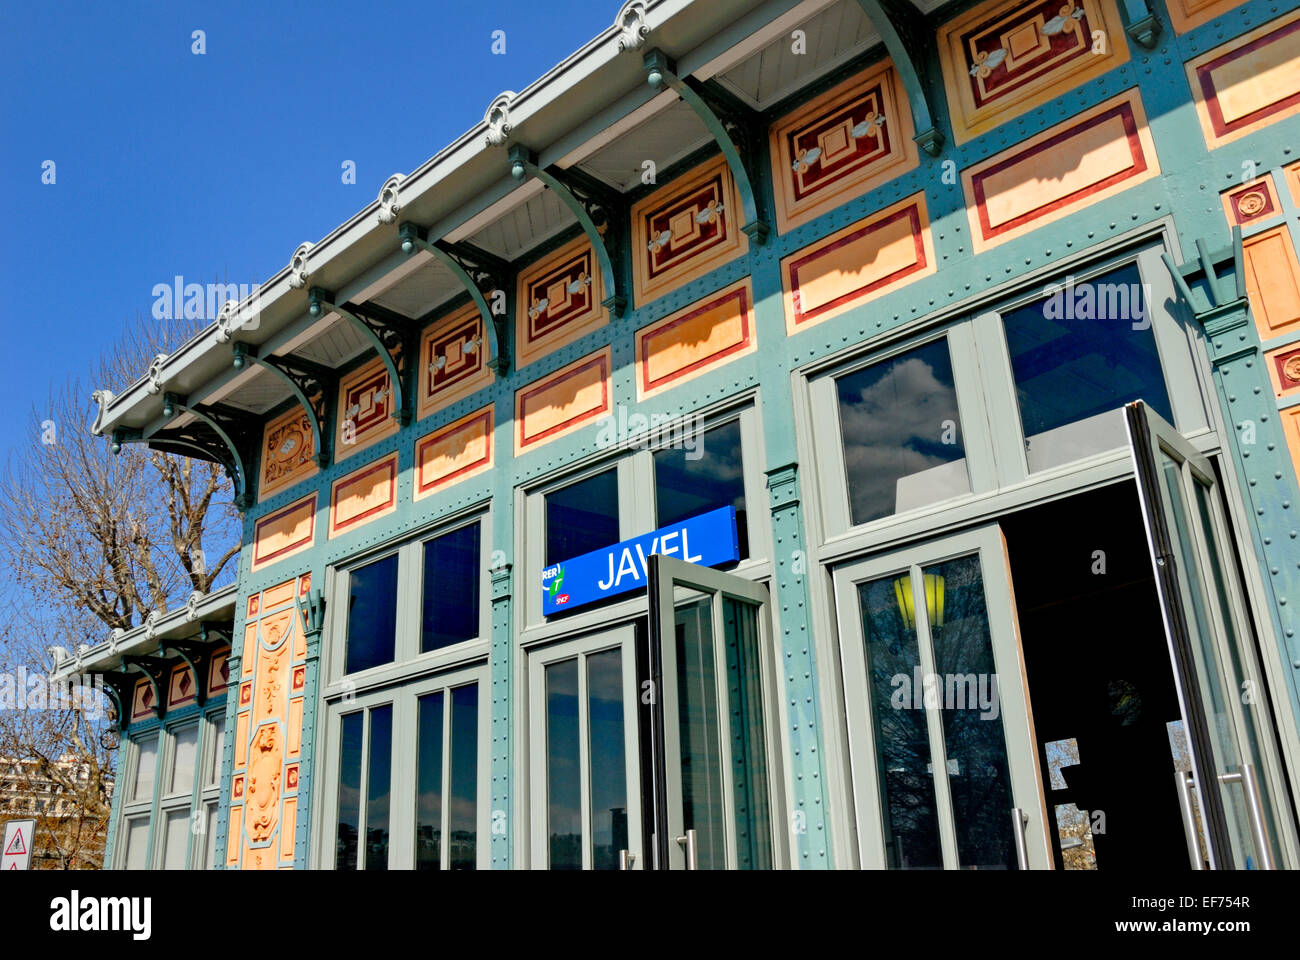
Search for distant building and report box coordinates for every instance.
[0,754,112,868]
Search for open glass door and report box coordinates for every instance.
[647,555,785,870]
[832,525,1050,869]
[1125,400,1290,869]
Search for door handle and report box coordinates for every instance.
[1010,808,1030,870]
[675,828,699,870]
[619,849,636,870]
[1174,770,1206,870]
[1218,763,1275,870]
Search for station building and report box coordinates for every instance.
[65,0,1300,869]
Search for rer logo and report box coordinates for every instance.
[547,565,568,605]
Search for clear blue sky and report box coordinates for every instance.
[0,0,615,462]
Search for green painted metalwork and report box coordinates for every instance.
[852,0,945,156]
[397,222,511,375]
[231,342,335,468]
[308,288,411,425]
[1120,0,1163,46]
[643,48,771,245]
[157,394,258,509]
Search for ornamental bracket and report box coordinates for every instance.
[295,589,327,644]
[97,670,133,732]
[507,144,628,317]
[161,639,208,707]
[643,49,770,244]
[398,222,511,375]
[1119,0,1162,48]
[308,288,412,425]
[853,0,945,156]
[152,395,259,509]
[1161,226,1248,334]
[231,342,335,468]
[123,655,171,721]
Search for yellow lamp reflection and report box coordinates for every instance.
[893,573,945,631]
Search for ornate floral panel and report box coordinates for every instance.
[258,406,317,502]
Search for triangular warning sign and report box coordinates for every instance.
[5,830,26,855]
[7,861,15,869]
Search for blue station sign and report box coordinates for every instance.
[541,506,739,615]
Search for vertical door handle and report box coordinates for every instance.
[675,828,698,870]
[1218,764,1275,870]
[1174,770,1206,870]
[1010,808,1030,870]
[619,849,636,870]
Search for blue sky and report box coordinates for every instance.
[0,0,615,462]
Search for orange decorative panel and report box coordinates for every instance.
[631,154,747,305]
[234,710,249,768]
[246,595,259,618]
[208,647,230,695]
[1167,0,1247,33]
[1222,177,1282,227]
[635,280,756,400]
[1242,225,1300,341]
[329,452,399,538]
[415,406,494,499]
[261,579,296,612]
[515,348,611,454]
[288,699,304,757]
[1283,406,1300,487]
[280,798,297,862]
[782,193,935,332]
[516,235,609,368]
[250,494,316,572]
[1286,161,1300,206]
[962,90,1157,252]
[130,678,155,721]
[242,625,256,676]
[417,302,494,419]
[226,807,242,865]
[768,60,918,233]
[335,357,399,461]
[1265,343,1300,399]
[258,405,317,502]
[1187,11,1300,149]
[938,0,1129,144]
[167,664,196,708]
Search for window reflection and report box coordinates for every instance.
[546,469,619,566]
[546,659,582,869]
[837,339,968,526]
[335,712,364,870]
[416,693,444,871]
[345,554,398,675]
[449,685,478,870]
[365,705,393,870]
[422,523,481,652]
[587,649,627,871]
[655,419,748,560]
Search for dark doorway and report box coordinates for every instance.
[1000,480,1190,870]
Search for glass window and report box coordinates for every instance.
[416,692,445,871]
[123,817,150,870]
[161,809,190,869]
[546,469,619,566]
[335,711,364,870]
[203,801,219,869]
[421,523,481,653]
[132,737,158,802]
[546,658,582,869]
[206,717,225,789]
[837,338,969,526]
[365,705,393,870]
[1001,263,1173,471]
[655,419,748,560]
[168,724,199,797]
[345,554,399,675]
[448,685,478,870]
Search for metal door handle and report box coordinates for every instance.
[1174,770,1206,870]
[1218,763,1275,870]
[675,828,698,870]
[619,849,636,870]
[1011,808,1029,870]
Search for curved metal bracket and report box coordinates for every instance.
[158,394,258,509]
[644,48,770,245]
[97,671,131,732]
[308,287,411,425]
[123,655,170,721]
[231,342,335,468]
[853,0,945,156]
[398,221,511,376]
[507,145,628,317]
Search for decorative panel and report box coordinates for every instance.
[1286,161,1300,206]
[250,493,316,573]
[515,235,609,368]
[335,356,399,462]
[781,193,935,332]
[329,452,399,539]
[208,647,230,696]
[166,664,196,709]
[415,406,494,499]
[1242,225,1300,341]
[261,579,296,612]
[630,154,747,305]
[258,406,317,502]
[130,678,155,722]
[515,347,611,454]
[229,572,310,871]
[1166,0,1248,33]
[635,279,756,400]
[417,302,494,420]
[1283,405,1300,487]
[1265,343,1300,399]
[962,90,1158,252]
[938,0,1129,144]
[1222,177,1282,228]
[1187,11,1300,149]
[768,60,918,233]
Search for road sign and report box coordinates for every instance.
[2,819,36,870]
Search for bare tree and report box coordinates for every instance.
[0,313,240,868]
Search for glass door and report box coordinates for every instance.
[648,555,785,870]
[528,624,643,870]
[1125,400,1292,869]
[833,525,1050,869]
